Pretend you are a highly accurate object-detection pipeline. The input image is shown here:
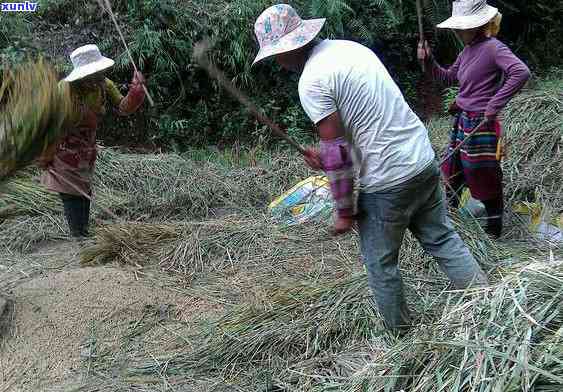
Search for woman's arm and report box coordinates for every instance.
[430,56,461,86]
[105,73,146,116]
[37,142,58,168]
[419,41,461,86]
[485,42,531,118]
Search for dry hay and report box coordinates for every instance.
[0,148,311,223]
[0,266,188,391]
[0,173,128,220]
[502,77,563,212]
[0,214,67,254]
[336,260,563,392]
[79,216,358,278]
[93,148,311,219]
[112,259,563,391]
[0,58,73,182]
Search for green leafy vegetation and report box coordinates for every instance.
[1,0,561,149]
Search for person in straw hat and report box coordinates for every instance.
[418,0,531,239]
[38,44,146,239]
[253,4,488,333]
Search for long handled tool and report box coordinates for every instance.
[416,0,426,73]
[47,167,121,221]
[440,119,488,202]
[96,0,155,107]
[439,119,488,166]
[193,40,307,156]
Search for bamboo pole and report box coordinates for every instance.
[439,120,488,166]
[97,0,155,107]
[416,0,426,73]
[193,40,307,156]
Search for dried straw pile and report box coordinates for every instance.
[93,148,309,219]
[0,148,310,221]
[105,258,562,391]
[128,274,380,378]
[80,216,352,275]
[0,59,73,182]
[502,76,563,210]
[330,261,563,392]
[0,214,66,253]
[0,174,127,219]
[77,215,503,387]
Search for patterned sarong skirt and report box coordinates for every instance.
[441,111,503,202]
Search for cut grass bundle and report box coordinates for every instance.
[122,273,381,379]
[0,214,67,253]
[79,223,180,267]
[503,78,563,210]
[0,58,73,182]
[327,261,563,392]
[0,172,128,220]
[93,148,311,219]
[80,216,350,274]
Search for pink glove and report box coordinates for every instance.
[304,148,323,171]
[132,71,146,86]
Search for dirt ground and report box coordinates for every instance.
[0,240,222,392]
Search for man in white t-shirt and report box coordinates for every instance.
[253,4,488,332]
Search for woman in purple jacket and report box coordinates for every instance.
[418,0,530,238]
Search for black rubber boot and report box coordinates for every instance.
[60,193,91,238]
[483,198,503,239]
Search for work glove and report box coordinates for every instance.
[131,71,146,87]
[332,215,355,236]
[417,40,433,63]
[448,100,461,116]
[303,147,323,171]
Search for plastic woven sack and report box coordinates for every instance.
[513,202,563,243]
[269,176,334,225]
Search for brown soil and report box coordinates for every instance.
[0,261,216,392]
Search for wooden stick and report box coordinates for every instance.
[193,41,307,156]
[416,0,426,73]
[439,119,488,166]
[48,168,121,221]
[98,0,155,107]
[440,121,488,204]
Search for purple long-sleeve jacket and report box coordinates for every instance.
[431,36,531,116]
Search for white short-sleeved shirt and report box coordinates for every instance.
[299,40,435,193]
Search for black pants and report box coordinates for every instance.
[59,193,91,238]
[447,190,503,238]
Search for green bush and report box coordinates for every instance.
[0,13,34,66]
[2,0,561,149]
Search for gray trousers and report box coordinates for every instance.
[358,161,488,330]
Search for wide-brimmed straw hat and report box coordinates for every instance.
[253,4,325,65]
[64,44,115,82]
[437,0,498,30]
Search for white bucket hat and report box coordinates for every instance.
[253,4,325,65]
[437,0,498,30]
[64,44,115,82]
